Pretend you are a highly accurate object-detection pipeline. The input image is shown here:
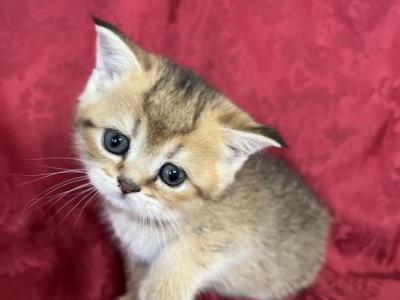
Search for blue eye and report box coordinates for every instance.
[103,129,130,155]
[159,163,186,187]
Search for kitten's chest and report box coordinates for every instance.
[105,210,164,263]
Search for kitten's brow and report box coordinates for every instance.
[166,144,183,159]
[76,118,96,129]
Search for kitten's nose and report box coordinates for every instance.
[117,176,141,194]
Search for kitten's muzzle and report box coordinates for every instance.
[117,176,141,194]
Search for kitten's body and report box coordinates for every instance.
[110,154,328,300]
[75,19,330,300]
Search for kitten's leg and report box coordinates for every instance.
[139,237,228,300]
[117,294,135,300]
[118,262,148,300]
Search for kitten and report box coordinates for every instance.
[74,18,330,300]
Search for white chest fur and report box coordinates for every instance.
[104,208,165,263]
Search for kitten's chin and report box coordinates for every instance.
[100,192,130,210]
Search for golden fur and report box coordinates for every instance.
[74,19,330,300]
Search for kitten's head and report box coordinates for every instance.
[74,19,285,221]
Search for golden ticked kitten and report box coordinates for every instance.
[74,18,330,300]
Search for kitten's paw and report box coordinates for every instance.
[117,292,136,300]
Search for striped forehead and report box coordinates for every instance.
[142,61,217,144]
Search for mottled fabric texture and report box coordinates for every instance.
[1,0,399,299]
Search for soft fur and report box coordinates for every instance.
[74,19,330,300]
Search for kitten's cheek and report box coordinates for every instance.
[86,168,121,202]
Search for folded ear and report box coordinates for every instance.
[223,125,287,158]
[80,18,156,102]
[224,125,286,156]
[217,123,287,189]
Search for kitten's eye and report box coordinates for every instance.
[103,129,130,155]
[159,163,186,187]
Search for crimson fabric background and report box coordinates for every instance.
[1,0,400,299]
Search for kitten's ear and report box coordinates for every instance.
[223,125,287,158]
[83,18,156,96]
[218,122,286,186]
[94,20,143,79]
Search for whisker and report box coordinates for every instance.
[158,215,167,247]
[26,162,86,172]
[144,210,150,245]
[169,218,182,242]
[37,176,88,199]
[23,176,88,214]
[27,156,86,162]
[45,183,93,210]
[73,190,99,229]
[26,156,95,171]
[24,175,87,203]
[10,170,83,178]
[140,210,146,249]
[49,187,95,237]
[47,185,94,217]
[15,170,87,186]
[57,188,97,227]
[148,209,161,251]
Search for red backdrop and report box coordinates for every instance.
[1,0,400,299]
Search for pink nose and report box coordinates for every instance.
[117,176,141,194]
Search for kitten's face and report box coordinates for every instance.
[74,20,284,222]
